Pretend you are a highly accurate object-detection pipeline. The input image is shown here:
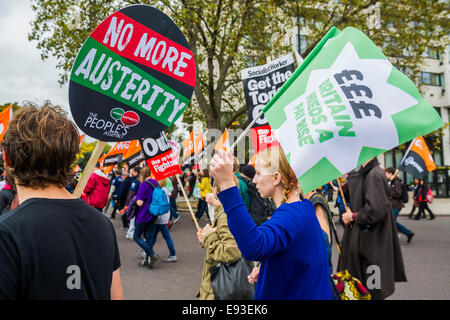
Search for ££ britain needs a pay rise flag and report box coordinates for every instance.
[263,27,444,194]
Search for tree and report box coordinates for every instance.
[28,0,293,131]
[288,0,449,86]
[75,141,111,170]
[0,102,21,113]
[29,0,449,132]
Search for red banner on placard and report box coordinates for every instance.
[250,125,280,153]
[146,149,182,180]
[90,11,195,87]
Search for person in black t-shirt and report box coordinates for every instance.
[0,102,123,300]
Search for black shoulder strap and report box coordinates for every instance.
[143,180,157,189]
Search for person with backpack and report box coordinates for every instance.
[134,166,159,267]
[147,178,177,264]
[385,168,414,243]
[414,179,435,220]
[236,163,275,226]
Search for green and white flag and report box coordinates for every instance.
[264,26,443,194]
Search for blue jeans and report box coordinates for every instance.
[169,198,179,219]
[393,208,413,237]
[133,220,154,258]
[148,223,176,257]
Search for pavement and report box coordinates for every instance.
[107,197,450,300]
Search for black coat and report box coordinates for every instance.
[338,158,407,300]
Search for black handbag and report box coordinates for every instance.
[209,257,255,300]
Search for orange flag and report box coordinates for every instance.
[0,105,12,142]
[79,134,85,147]
[123,140,142,160]
[215,128,230,152]
[182,131,195,162]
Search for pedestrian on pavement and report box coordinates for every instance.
[134,166,159,267]
[195,169,212,221]
[408,178,420,219]
[209,147,333,300]
[169,175,180,224]
[81,162,110,213]
[148,178,177,264]
[339,158,407,300]
[0,102,123,299]
[414,179,435,220]
[385,168,415,243]
[197,182,243,300]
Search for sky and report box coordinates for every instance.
[0,0,188,145]
[0,1,70,112]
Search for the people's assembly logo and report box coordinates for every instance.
[84,108,140,140]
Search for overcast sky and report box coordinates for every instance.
[0,0,70,112]
[0,1,190,146]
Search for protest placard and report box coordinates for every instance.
[241,53,295,152]
[69,4,195,141]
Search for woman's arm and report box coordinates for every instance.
[202,211,241,264]
[217,187,301,261]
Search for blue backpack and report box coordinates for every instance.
[149,187,170,216]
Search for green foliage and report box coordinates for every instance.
[0,102,21,113]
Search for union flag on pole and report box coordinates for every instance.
[398,136,436,179]
[263,27,443,193]
[181,131,195,170]
[0,105,12,142]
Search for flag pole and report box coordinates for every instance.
[175,174,200,231]
[228,109,264,152]
[73,140,106,198]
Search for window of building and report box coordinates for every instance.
[420,72,444,87]
[296,34,309,56]
[421,47,440,59]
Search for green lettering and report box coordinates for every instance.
[299,135,314,147]
[327,104,346,115]
[319,78,333,97]
[336,121,356,137]
[316,129,334,143]
[312,114,327,125]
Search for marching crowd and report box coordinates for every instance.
[0,102,439,300]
